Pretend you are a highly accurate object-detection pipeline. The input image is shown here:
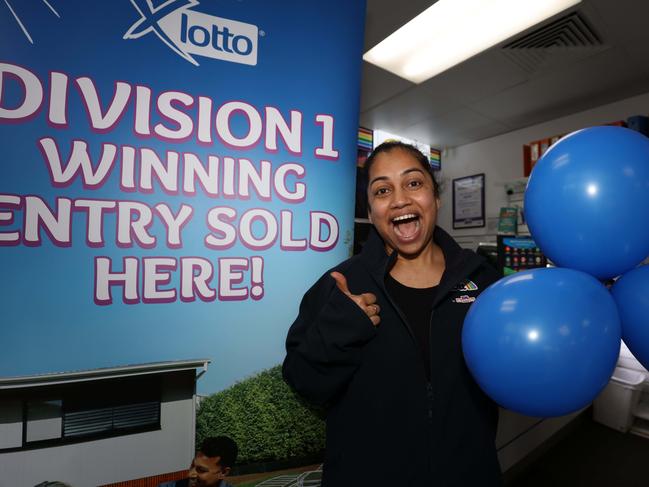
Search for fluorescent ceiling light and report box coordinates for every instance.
[363,0,582,84]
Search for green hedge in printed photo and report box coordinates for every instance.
[196,365,325,466]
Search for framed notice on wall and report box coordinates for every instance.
[453,173,485,229]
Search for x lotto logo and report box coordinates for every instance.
[124,0,259,66]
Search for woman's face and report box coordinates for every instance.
[367,148,439,257]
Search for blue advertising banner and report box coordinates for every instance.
[0,0,366,396]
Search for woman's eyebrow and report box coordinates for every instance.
[369,175,388,186]
[369,167,424,186]
[401,168,424,176]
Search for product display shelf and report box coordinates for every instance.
[633,401,649,421]
[629,391,649,438]
[630,418,649,439]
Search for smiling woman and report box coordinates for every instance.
[283,141,504,487]
[365,142,443,288]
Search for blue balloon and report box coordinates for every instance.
[463,268,621,417]
[611,265,649,370]
[525,126,649,280]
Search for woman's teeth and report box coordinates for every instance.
[392,213,417,223]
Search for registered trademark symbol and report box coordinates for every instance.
[259,30,266,37]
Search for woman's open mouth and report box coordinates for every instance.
[392,213,420,240]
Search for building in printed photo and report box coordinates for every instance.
[0,360,209,486]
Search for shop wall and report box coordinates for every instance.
[437,90,649,248]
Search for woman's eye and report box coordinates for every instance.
[374,187,390,196]
[407,179,423,188]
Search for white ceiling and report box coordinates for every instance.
[360,0,649,148]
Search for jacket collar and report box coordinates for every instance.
[360,226,483,304]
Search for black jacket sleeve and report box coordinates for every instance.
[282,272,378,408]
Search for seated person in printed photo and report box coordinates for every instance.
[159,436,238,487]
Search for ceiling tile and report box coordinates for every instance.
[468,47,636,125]
[360,82,463,133]
[359,63,414,112]
[428,49,530,106]
[364,0,436,50]
[404,108,510,147]
[587,0,649,45]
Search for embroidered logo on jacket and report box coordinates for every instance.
[453,279,479,292]
[453,295,476,304]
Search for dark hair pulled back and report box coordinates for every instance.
[363,141,440,199]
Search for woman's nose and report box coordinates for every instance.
[390,187,410,207]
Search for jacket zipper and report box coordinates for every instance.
[427,307,435,423]
[426,382,434,422]
[382,288,430,377]
[382,283,435,422]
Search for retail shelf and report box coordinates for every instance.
[633,402,649,421]
[630,417,649,439]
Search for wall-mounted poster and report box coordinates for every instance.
[453,173,485,229]
[0,0,366,484]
